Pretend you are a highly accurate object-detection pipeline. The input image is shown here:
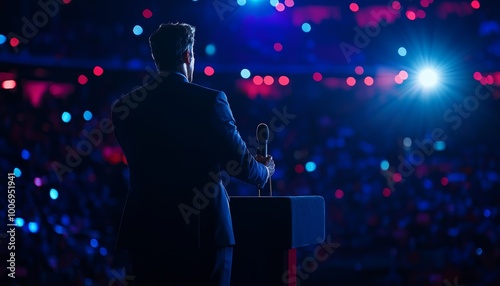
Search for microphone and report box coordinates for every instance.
[256,123,269,157]
[256,123,270,197]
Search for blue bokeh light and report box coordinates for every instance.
[133,25,143,36]
[302,23,311,33]
[83,110,93,121]
[434,141,446,151]
[483,209,491,217]
[380,160,390,171]
[237,0,246,6]
[50,188,59,200]
[90,239,99,248]
[100,247,108,256]
[241,69,251,79]
[61,214,70,225]
[28,222,39,233]
[476,248,483,255]
[398,47,407,56]
[21,149,30,160]
[305,162,317,172]
[269,0,278,6]
[205,44,216,56]
[54,225,64,234]
[15,217,25,227]
[0,34,6,45]
[61,112,72,123]
[13,167,22,177]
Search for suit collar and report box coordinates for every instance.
[158,71,189,83]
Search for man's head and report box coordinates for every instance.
[149,22,196,82]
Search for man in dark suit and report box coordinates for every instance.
[111,22,275,286]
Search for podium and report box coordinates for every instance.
[229,196,325,286]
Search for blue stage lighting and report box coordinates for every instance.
[62,214,70,225]
[434,141,445,151]
[54,225,64,234]
[205,44,216,56]
[13,167,22,177]
[15,217,25,227]
[241,69,251,79]
[403,137,412,147]
[21,149,30,160]
[50,188,59,200]
[83,110,93,121]
[483,209,491,217]
[302,23,311,33]
[28,222,39,233]
[100,247,108,256]
[133,25,143,36]
[380,160,389,171]
[305,162,316,172]
[418,68,438,88]
[398,47,407,56]
[61,111,71,123]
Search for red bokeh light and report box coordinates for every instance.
[399,70,408,80]
[486,75,494,85]
[78,75,88,85]
[473,71,482,80]
[313,72,322,82]
[364,76,374,86]
[142,9,153,18]
[406,11,416,20]
[284,0,294,8]
[10,37,19,47]
[441,177,449,186]
[382,188,392,197]
[295,164,305,174]
[335,189,344,199]
[276,3,285,12]
[278,76,290,86]
[355,66,364,75]
[420,0,429,7]
[264,76,274,85]
[93,66,104,76]
[2,80,16,89]
[346,77,356,86]
[349,3,359,12]
[392,1,401,10]
[204,66,215,76]
[471,0,480,9]
[416,10,426,18]
[253,76,263,85]
[274,42,283,52]
[63,0,71,4]
[394,75,403,84]
[393,173,402,182]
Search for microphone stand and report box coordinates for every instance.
[269,177,272,197]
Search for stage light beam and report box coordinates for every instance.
[418,68,438,88]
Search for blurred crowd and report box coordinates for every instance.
[1,67,499,286]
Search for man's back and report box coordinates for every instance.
[112,72,267,250]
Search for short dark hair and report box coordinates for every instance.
[149,22,196,71]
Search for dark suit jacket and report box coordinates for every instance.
[111,72,268,251]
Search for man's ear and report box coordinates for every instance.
[182,50,192,65]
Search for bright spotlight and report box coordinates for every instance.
[418,68,438,88]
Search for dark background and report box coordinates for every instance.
[1,0,500,285]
